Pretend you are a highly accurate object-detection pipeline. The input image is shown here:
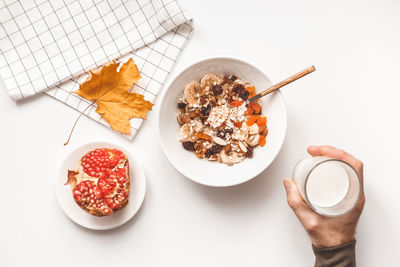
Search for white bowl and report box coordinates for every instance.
[56,141,146,230]
[157,57,287,187]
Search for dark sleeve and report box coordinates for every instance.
[313,240,356,267]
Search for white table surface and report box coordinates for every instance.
[1,0,400,266]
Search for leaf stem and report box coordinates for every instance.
[64,100,96,146]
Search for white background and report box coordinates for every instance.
[1,0,400,266]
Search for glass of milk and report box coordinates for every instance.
[293,156,361,217]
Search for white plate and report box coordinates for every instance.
[157,57,287,187]
[56,141,146,230]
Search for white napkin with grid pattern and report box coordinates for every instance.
[0,0,192,138]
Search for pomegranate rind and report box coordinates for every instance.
[66,170,78,186]
[66,148,130,217]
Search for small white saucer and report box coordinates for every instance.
[56,141,146,230]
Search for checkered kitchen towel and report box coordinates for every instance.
[0,0,192,137]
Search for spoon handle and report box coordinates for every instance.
[248,65,316,103]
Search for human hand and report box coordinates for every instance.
[283,145,365,248]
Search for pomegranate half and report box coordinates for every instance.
[66,148,130,216]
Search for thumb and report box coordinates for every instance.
[283,178,306,212]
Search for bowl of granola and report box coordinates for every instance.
[157,57,287,187]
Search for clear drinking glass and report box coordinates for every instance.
[293,156,361,217]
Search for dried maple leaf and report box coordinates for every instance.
[64,59,153,145]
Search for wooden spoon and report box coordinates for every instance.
[248,65,316,103]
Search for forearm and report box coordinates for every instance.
[313,240,356,267]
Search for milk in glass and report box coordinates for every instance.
[293,156,361,217]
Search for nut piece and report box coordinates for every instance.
[248,124,259,135]
[179,123,191,141]
[238,142,248,153]
[213,136,227,146]
[247,134,260,147]
[224,144,232,154]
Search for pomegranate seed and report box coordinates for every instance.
[94,190,102,199]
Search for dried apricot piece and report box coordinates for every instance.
[259,135,266,147]
[195,132,212,141]
[246,86,255,94]
[249,102,261,114]
[245,107,254,116]
[234,121,243,128]
[246,115,259,126]
[256,116,267,127]
[229,100,243,107]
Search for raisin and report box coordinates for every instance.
[205,150,213,158]
[228,75,238,83]
[182,141,195,151]
[233,84,245,94]
[224,128,233,134]
[211,85,223,96]
[217,130,226,139]
[177,102,187,109]
[245,145,253,158]
[239,90,249,101]
[199,97,207,105]
[211,144,223,154]
[221,76,227,85]
[201,105,211,116]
